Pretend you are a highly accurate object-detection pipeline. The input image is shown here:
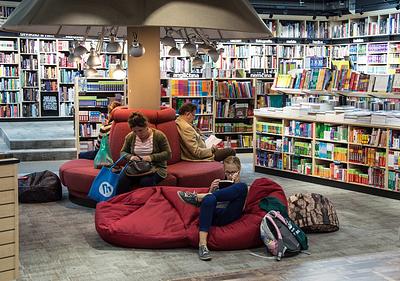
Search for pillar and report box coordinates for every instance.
[127,26,160,109]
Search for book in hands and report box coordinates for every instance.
[205,135,222,149]
[218,180,234,189]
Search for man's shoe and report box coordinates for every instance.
[198,245,212,261]
[177,191,200,207]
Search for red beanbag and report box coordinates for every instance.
[95,178,287,250]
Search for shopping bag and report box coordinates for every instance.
[88,156,126,202]
[93,135,113,169]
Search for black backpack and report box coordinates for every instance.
[18,170,62,203]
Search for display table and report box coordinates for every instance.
[0,157,19,280]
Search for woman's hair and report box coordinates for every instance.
[178,103,197,116]
[223,156,241,170]
[108,101,122,114]
[128,112,148,128]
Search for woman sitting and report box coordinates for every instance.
[116,112,172,195]
[177,156,248,261]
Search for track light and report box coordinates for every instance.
[299,0,304,6]
[338,11,342,17]
[85,67,98,77]
[312,15,317,20]
[168,47,181,56]
[339,0,345,5]
[269,13,273,19]
[106,36,122,53]
[74,43,88,56]
[112,63,126,80]
[86,45,101,67]
[397,4,400,10]
[360,10,364,15]
[326,15,329,19]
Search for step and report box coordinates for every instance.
[0,138,8,152]
[7,138,76,150]
[6,147,77,162]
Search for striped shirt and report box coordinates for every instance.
[133,131,154,157]
[95,122,113,150]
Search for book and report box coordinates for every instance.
[205,135,222,149]
[218,180,234,189]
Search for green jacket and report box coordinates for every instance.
[120,128,171,178]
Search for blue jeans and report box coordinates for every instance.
[79,149,99,160]
[116,172,163,195]
[199,182,248,232]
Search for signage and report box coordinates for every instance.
[353,38,364,43]
[40,92,59,116]
[286,40,297,44]
[172,73,201,78]
[256,39,274,44]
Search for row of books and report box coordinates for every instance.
[348,146,386,167]
[21,72,38,87]
[283,156,312,175]
[21,57,38,70]
[0,92,18,104]
[256,136,282,151]
[215,101,251,118]
[39,41,57,53]
[160,57,192,74]
[283,139,312,156]
[389,130,400,149]
[0,53,18,64]
[0,66,18,77]
[21,103,38,117]
[214,123,253,133]
[250,56,277,69]
[79,140,96,152]
[60,102,73,117]
[20,39,39,54]
[284,121,313,138]
[0,78,19,90]
[0,104,18,117]
[169,80,212,97]
[84,81,125,92]
[316,124,348,142]
[388,171,400,191]
[256,121,283,135]
[194,116,212,132]
[218,135,253,149]
[349,168,385,188]
[257,94,284,109]
[315,142,348,162]
[315,163,347,182]
[40,66,57,79]
[349,128,387,147]
[59,87,74,102]
[79,111,106,123]
[79,123,101,138]
[221,45,249,58]
[256,150,282,169]
[277,61,302,75]
[60,69,80,84]
[79,96,108,107]
[40,54,57,65]
[171,98,212,115]
[218,58,249,70]
[215,81,253,99]
[41,81,58,92]
[388,150,400,169]
[277,46,303,59]
[23,89,38,102]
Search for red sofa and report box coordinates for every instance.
[59,107,225,207]
[95,178,287,250]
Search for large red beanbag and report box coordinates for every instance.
[95,178,287,250]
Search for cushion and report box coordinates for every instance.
[167,161,225,187]
[156,121,181,165]
[95,177,287,250]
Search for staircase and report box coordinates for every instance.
[0,121,77,161]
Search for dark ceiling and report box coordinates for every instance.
[250,0,399,17]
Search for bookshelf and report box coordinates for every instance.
[254,112,400,197]
[74,77,126,153]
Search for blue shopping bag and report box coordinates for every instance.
[88,156,126,202]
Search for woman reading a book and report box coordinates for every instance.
[177,156,248,261]
[176,103,235,162]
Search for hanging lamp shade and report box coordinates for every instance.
[106,36,122,53]
[168,47,181,56]
[2,0,272,39]
[86,47,101,67]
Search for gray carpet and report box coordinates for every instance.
[17,155,400,281]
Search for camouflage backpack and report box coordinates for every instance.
[287,193,339,233]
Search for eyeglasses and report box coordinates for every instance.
[225,171,239,176]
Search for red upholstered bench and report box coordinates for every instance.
[59,107,224,207]
[95,178,287,249]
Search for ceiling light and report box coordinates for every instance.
[312,15,317,20]
[74,43,88,56]
[168,47,181,56]
[269,13,273,19]
[207,47,219,63]
[86,45,101,67]
[85,67,98,77]
[198,43,211,53]
[129,32,145,57]
[111,63,126,79]
[67,47,81,63]
[192,56,204,68]
[360,10,364,15]
[106,36,122,53]
[161,35,176,47]
[182,42,196,57]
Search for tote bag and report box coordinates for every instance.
[93,135,114,169]
[88,156,126,202]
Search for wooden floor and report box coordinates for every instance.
[17,155,400,281]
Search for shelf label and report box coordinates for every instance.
[353,38,364,43]
[172,73,201,78]
[312,40,324,45]
[286,40,297,44]
[256,39,274,44]
[19,33,55,38]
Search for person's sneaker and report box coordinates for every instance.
[198,245,212,261]
[177,191,200,207]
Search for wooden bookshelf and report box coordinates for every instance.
[254,112,400,197]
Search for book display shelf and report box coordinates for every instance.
[74,77,126,153]
[0,36,125,119]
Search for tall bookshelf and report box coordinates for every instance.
[75,77,126,153]
[0,37,19,117]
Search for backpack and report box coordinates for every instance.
[260,210,307,261]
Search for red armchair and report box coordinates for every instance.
[59,107,225,207]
